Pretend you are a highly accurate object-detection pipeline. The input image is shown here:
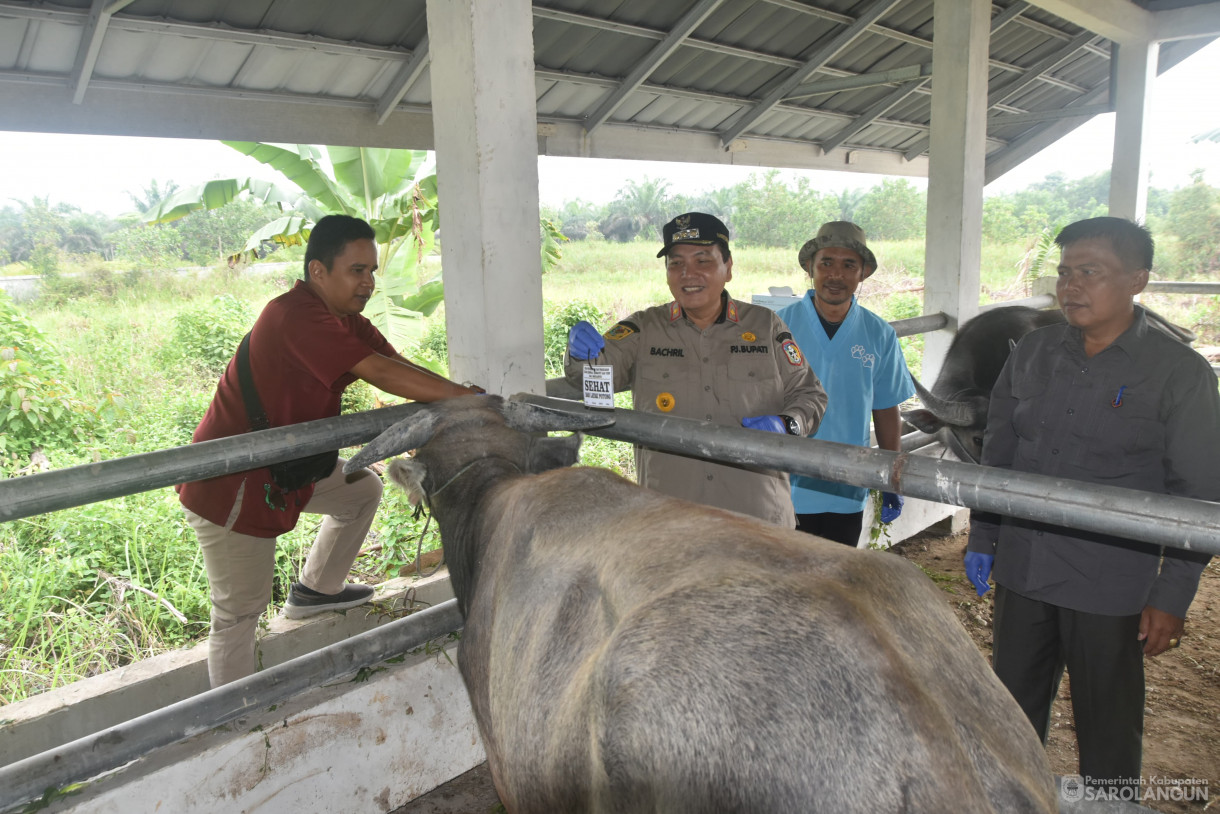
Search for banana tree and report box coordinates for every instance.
[147,143,446,349]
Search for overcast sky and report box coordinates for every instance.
[1,40,1218,219]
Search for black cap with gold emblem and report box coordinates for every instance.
[656,212,731,258]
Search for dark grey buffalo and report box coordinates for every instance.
[348,395,1056,813]
[903,305,1193,464]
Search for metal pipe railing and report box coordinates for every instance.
[516,394,1220,557]
[0,599,464,813]
[0,402,428,524]
[980,294,1056,311]
[890,311,947,337]
[1145,280,1220,295]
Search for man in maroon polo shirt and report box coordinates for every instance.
[179,214,478,687]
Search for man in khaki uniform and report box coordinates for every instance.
[563,212,827,526]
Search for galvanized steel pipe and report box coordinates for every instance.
[516,394,1220,557]
[0,402,427,523]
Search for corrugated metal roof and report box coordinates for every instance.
[0,0,1215,181]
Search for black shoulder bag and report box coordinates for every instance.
[236,332,339,492]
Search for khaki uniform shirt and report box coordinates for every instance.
[565,292,827,526]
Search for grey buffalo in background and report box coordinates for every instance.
[903,306,1193,464]
[347,395,1057,814]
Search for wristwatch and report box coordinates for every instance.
[780,414,800,435]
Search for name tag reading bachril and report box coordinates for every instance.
[582,364,614,409]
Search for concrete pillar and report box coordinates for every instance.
[426,0,545,395]
[921,0,989,385]
[1109,40,1158,222]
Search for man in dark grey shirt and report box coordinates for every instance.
[964,217,1220,794]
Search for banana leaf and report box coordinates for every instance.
[228,214,315,263]
[221,142,355,216]
[328,146,428,207]
[144,178,301,223]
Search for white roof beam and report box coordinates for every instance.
[0,2,408,62]
[819,78,929,153]
[990,2,1031,33]
[903,27,1096,161]
[785,62,930,99]
[375,35,429,125]
[988,101,1109,126]
[583,0,727,134]
[718,0,905,146]
[983,36,1208,184]
[1024,0,1154,45]
[70,0,135,104]
[987,29,1097,107]
[983,85,1108,183]
[823,4,1029,156]
[1154,5,1220,41]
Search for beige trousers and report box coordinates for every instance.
[185,459,383,688]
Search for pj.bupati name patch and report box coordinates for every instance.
[729,345,769,354]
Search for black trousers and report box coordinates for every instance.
[992,585,1144,789]
[795,511,864,547]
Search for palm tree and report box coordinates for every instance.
[606,177,672,240]
[834,187,866,223]
[126,180,180,216]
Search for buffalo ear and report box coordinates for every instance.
[386,457,428,507]
[902,408,945,434]
[527,433,583,473]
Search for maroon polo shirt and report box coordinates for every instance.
[178,281,394,537]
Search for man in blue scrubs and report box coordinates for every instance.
[778,221,914,546]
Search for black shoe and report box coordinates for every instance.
[284,582,375,619]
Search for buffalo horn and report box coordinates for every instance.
[343,409,441,474]
[912,379,977,428]
[500,398,617,434]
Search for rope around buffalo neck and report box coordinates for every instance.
[426,455,523,505]
[406,456,524,578]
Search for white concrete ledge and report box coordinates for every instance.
[0,570,460,769]
[31,625,484,814]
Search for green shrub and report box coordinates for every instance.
[342,379,378,414]
[543,299,607,376]
[0,489,209,701]
[171,294,253,375]
[0,352,101,461]
[0,289,61,370]
[413,318,449,371]
[0,291,101,461]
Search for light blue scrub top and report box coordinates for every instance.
[777,293,915,514]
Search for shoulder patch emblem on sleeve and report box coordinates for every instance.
[605,322,637,341]
[781,338,805,366]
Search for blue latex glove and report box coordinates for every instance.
[964,551,995,597]
[568,321,605,360]
[880,492,903,524]
[741,415,786,434]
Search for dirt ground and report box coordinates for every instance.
[891,529,1219,814]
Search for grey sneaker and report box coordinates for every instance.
[284,582,375,619]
